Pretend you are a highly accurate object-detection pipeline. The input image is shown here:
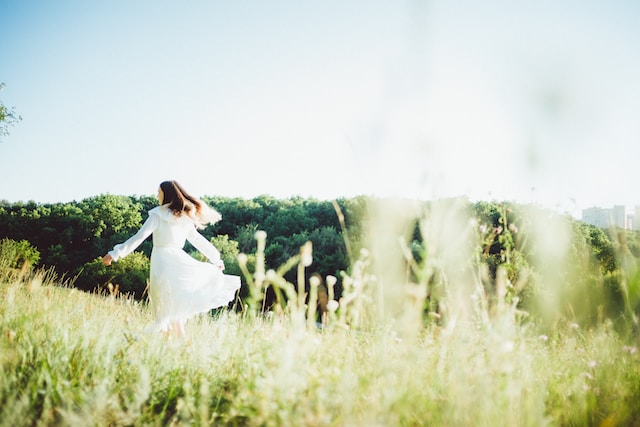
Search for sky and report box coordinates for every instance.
[1,0,639,216]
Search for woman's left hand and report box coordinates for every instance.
[102,254,113,266]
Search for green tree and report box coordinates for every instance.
[0,83,21,141]
[306,226,349,283]
[0,238,40,271]
[0,202,93,273]
[78,194,144,256]
[204,196,263,237]
[235,223,260,254]
[77,252,150,298]
[189,234,242,277]
[263,198,318,237]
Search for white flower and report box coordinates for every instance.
[310,275,321,287]
[265,270,277,280]
[300,242,313,267]
[327,300,339,312]
[501,340,515,353]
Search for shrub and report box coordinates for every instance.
[76,252,150,298]
[0,238,40,281]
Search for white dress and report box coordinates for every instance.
[108,205,240,331]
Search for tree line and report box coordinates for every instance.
[1,195,639,324]
[0,195,366,301]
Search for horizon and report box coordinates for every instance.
[4,189,639,223]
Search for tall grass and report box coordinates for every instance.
[1,199,640,426]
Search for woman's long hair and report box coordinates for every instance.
[159,180,221,227]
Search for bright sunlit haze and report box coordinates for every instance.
[1,1,639,217]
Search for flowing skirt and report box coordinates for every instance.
[149,247,241,331]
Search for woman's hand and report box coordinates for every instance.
[102,254,113,266]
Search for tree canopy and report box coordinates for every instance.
[1,194,638,325]
[0,83,21,141]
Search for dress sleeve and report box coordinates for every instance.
[187,225,222,265]
[108,214,158,262]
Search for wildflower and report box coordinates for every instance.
[327,300,339,312]
[406,283,427,300]
[254,270,266,283]
[501,340,515,353]
[588,360,597,368]
[326,275,337,287]
[237,253,248,264]
[569,323,579,330]
[300,242,313,267]
[265,270,277,281]
[538,334,548,342]
[254,230,267,241]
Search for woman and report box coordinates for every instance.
[102,180,240,336]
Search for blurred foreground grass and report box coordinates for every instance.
[2,276,639,426]
[2,200,640,426]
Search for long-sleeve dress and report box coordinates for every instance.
[108,205,240,331]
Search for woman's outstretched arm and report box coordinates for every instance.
[103,215,159,264]
[186,226,224,269]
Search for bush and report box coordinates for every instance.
[76,252,150,298]
[0,238,40,281]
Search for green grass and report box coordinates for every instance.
[1,271,639,426]
[2,200,640,426]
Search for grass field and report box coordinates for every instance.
[2,201,640,426]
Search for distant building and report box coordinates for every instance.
[582,207,611,228]
[581,205,638,230]
[612,205,626,229]
[627,214,635,231]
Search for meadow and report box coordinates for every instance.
[1,199,640,426]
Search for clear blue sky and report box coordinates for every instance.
[1,0,639,215]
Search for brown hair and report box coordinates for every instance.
[159,180,202,218]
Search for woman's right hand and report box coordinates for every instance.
[102,254,113,266]
[212,259,225,270]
